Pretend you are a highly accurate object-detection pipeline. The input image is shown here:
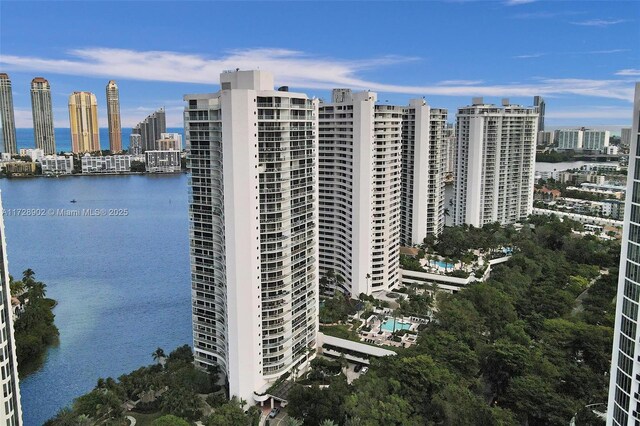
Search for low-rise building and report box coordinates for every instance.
[40,155,73,175]
[145,150,181,173]
[19,148,44,162]
[534,187,561,201]
[2,161,36,176]
[81,154,131,173]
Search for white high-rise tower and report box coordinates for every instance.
[0,191,23,425]
[184,70,319,404]
[318,89,402,295]
[453,98,538,227]
[607,82,640,426]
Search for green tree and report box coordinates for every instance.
[152,414,191,426]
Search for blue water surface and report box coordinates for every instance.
[0,173,191,425]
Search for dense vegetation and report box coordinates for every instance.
[289,217,618,425]
[45,345,261,425]
[536,150,576,163]
[10,269,59,375]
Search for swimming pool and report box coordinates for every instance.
[430,260,451,269]
[381,318,412,332]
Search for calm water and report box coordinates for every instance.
[0,174,191,425]
[535,161,598,173]
[15,127,184,153]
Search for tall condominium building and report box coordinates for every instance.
[533,95,545,131]
[557,129,584,150]
[622,128,632,147]
[129,134,142,155]
[30,77,56,155]
[537,130,555,146]
[453,98,537,227]
[400,99,446,246]
[132,108,166,152]
[0,74,17,155]
[184,70,318,404]
[583,129,610,151]
[607,82,640,426]
[68,92,100,153]
[106,80,122,152]
[0,191,23,425]
[318,89,401,295]
[155,132,182,151]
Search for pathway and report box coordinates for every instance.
[127,416,136,426]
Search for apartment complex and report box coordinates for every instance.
[318,89,401,295]
[68,92,100,153]
[81,154,131,173]
[30,77,56,154]
[400,99,446,246]
[607,82,640,426]
[622,128,632,148]
[0,74,17,155]
[40,155,73,175]
[583,129,611,151]
[106,80,122,152]
[453,98,537,227]
[132,108,166,152]
[145,150,181,173]
[0,191,23,425]
[442,123,456,180]
[557,129,583,150]
[184,70,318,404]
[155,133,182,151]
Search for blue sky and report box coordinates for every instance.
[1,0,638,132]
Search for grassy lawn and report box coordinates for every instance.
[129,411,163,426]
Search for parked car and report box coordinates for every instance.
[269,408,280,419]
[353,364,362,372]
[361,366,369,374]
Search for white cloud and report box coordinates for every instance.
[0,47,636,103]
[571,19,628,27]
[616,69,640,76]
[513,53,546,59]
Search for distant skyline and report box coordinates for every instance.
[0,1,638,131]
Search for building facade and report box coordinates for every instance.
[583,129,610,151]
[185,70,318,404]
[0,74,17,155]
[453,98,537,227]
[155,133,182,151]
[129,134,142,155]
[607,82,640,426]
[69,92,100,153]
[106,81,122,152]
[30,77,56,154]
[40,155,73,175]
[18,148,44,163]
[557,129,583,150]
[145,150,181,173]
[622,128,632,148]
[400,99,446,246]
[318,89,401,295]
[81,154,131,173]
[132,108,166,152]
[0,191,23,426]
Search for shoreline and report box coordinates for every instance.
[1,171,188,179]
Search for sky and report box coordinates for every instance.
[1,0,639,133]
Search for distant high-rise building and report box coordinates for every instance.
[537,130,554,146]
[557,129,584,150]
[607,82,640,426]
[318,89,401,295]
[129,134,142,155]
[68,92,100,153]
[30,77,56,155]
[106,81,122,152]
[0,191,23,425]
[533,95,545,132]
[453,98,538,227]
[0,74,17,155]
[184,70,318,404]
[131,108,166,152]
[621,128,632,147]
[155,132,182,151]
[400,99,446,246]
[583,129,610,151]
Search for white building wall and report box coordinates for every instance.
[0,191,22,426]
[607,82,640,426]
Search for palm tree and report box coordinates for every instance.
[152,347,165,364]
[320,420,338,426]
[365,273,371,295]
[22,268,35,281]
[286,418,304,426]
